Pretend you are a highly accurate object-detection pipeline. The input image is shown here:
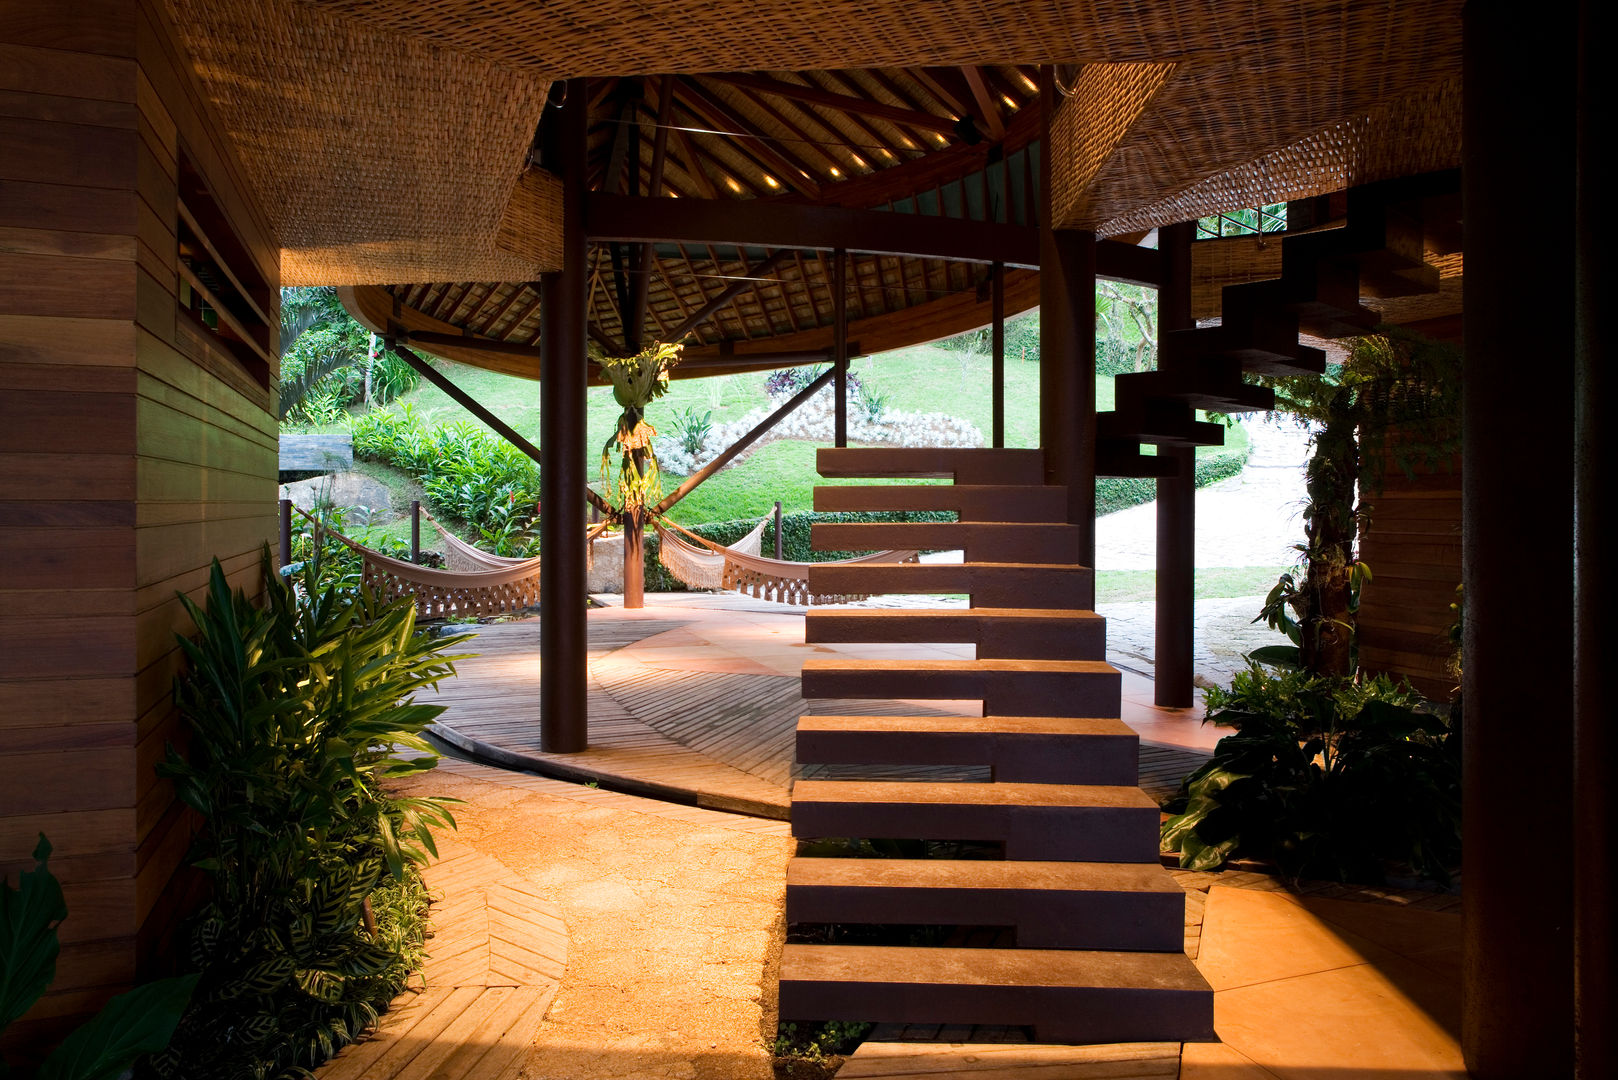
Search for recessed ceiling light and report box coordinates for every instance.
[763,175,779,188]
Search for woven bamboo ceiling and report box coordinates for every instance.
[166,0,1464,372]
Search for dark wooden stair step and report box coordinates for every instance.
[1096,440,1180,479]
[1160,316,1327,377]
[777,944,1214,1044]
[817,447,1045,484]
[790,780,1158,861]
[1114,369,1274,414]
[801,658,1120,718]
[1095,406,1226,449]
[805,606,1105,660]
[806,561,1094,609]
[813,483,1068,523]
[811,521,1086,563]
[786,858,1186,950]
[796,714,1137,783]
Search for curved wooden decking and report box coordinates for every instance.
[425,597,1211,818]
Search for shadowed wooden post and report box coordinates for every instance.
[834,248,848,447]
[539,77,590,752]
[1154,222,1195,707]
[992,261,1005,448]
[1575,2,1615,1072]
[1038,68,1097,563]
[410,500,421,564]
[1463,4,1576,1072]
[774,500,784,559]
[280,498,292,568]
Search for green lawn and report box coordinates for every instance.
[311,344,1249,527]
[1094,565,1288,604]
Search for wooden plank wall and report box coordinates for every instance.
[0,0,279,1053]
[1356,455,1463,702]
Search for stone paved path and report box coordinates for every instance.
[1095,419,1312,688]
[392,756,793,1080]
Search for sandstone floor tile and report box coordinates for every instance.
[1196,886,1403,991]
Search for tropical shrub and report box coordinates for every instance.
[278,288,418,426]
[154,552,468,1078]
[0,837,197,1080]
[1160,663,1461,885]
[350,406,540,548]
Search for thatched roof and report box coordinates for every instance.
[165,0,1465,368]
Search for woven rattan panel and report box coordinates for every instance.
[1098,78,1463,237]
[1048,63,1176,230]
[166,0,553,285]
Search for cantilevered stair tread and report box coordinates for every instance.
[790,780,1159,860]
[805,607,1105,659]
[801,658,1121,718]
[795,714,1137,783]
[778,944,1215,1044]
[786,858,1186,950]
[813,484,1066,522]
[806,561,1094,609]
[817,447,1045,484]
[812,521,1086,563]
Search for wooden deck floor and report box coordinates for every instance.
[317,842,567,1080]
[428,610,1211,819]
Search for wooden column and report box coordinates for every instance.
[1574,1,1614,1074]
[1154,222,1195,707]
[1037,68,1097,563]
[833,248,848,447]
[1462,3,1577,1074]
[992,261,1006,448]
[539,77,590,752]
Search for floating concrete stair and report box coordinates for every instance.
[778,945,1215,1044]
[817,447,1044,484]
[811,521,1086,563]
[796,715,1137,783]
[813,483,1067,522]
[786,858,1186,950]
[805,607,1106,660]
[801,658,1120,717]
[791,781,1159,861]
[806,561,1094,609]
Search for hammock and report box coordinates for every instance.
[652,515,919,606]
[421,508,614,574]
[296,507,544,619]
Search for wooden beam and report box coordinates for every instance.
[651,365,836,515]
[627,78,675,350]
[666,248,797,340]
[908,67,973,121]
[702,71,957,135]
[673,78,822,198]
[961,66,1006,141]
[587,191,1039,267]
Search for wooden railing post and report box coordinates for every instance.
[279,498,292,568]
[410,500,421,564]
[774,500,784,560]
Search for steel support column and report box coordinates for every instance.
[833,248,848,447]
[1038,69,1096,563]
[539,78,590,753]
[1462,4,1576,1073]
[1154,222,1195,707]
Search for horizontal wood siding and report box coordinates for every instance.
[1356,456,1462,701]
[0,0,278,1055]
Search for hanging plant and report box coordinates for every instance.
[597,340,682,514]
